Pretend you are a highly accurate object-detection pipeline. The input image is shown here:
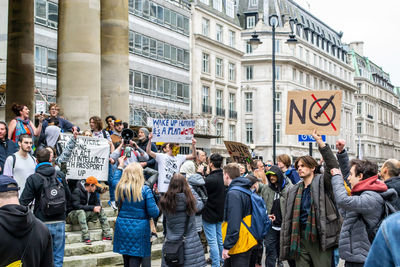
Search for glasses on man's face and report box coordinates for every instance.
[267,164,272,167]
[90,184,96,187]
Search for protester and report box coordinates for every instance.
[238,163,246,177]
[364,212,400,267]
[137,127,158,170]
[335,139,352,195]
[89,116,111,141]
[222,163,258,266]
[3,134,36,194]
[19,148,71,267]
[255,159,264,172]
[160,173,206,267]
[0,176,53,266]
[380,159,400,210]
[105,115,116,135]
[202,153,226,267]
[258,166,292,267]
[112,159,159,266]
[280,131,342,267]
[0,121,18,174]
[277,154,301,185]
[265,160,273,171]
[67,176,112,244]
[8,103,44,144]
[254,169,267,185]
[110,119,123,147]
[146,133,197,194]
[330,160,397,267]
[195,150,208,175]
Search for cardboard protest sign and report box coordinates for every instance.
[58,134,110,181]
[151,118,195,143]
[224,141,253,164]
[285,90,342,136]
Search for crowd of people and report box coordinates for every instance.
[0,102,400,267]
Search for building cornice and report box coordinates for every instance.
[194,34,244,56]
[194,5,241,30]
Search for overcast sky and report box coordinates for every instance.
[296,0,400,86]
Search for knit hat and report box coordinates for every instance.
[180,161,196,176]
[45,125,61,148]
[139,128,149,138]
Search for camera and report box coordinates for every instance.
[121,128,134,145]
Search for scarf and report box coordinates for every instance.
[289,183,318,259]
[13,117,34,142]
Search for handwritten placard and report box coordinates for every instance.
[224,141,253,164]
[150,118,195,143]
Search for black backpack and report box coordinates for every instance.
[39,173,67,217]
[361,200,397,243]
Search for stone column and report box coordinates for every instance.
[100,0,129,122]
[5,0,34,122]
[57,0,101,129]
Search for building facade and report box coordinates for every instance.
[238,0,357,161]
[349,42,400,162]
[191,0,242,156]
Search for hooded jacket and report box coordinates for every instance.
[0,204,53,266]
[187,173,207,232]
[384,176,400,210]
[19,162,71,222]
[70,180,101,212]
[0,122,18,174]
[332,174,398,263]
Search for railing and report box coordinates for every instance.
[229,110,237,119]
[202,104,212,114]
[216,107,225,116]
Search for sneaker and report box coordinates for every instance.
[103,236,112,241]
[150,232,158,242]
[108,200,117,210]
[84,239,92,245]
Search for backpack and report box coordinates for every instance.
[230,186,271,241]
[361,200,397,243]
[12,153,36,170]
[192,185,208,215]
[39,173,67,217]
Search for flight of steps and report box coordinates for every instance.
[63,193,164,267]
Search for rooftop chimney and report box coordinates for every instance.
[349,41,364,56]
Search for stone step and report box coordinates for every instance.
[64,240,113,257]
[63,251,123,267]
[65,216,117,232]
[65,229,114,244]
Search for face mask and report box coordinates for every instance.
[172,146,180,156]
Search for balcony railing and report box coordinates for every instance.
[216,107,225,117]
[202,104,212,114]
[229,110,237,119]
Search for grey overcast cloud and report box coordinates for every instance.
[296,0,400,86]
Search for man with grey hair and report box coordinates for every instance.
[380,158,400,209]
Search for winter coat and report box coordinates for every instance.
[385,176,400,210]
[162,192,205,267]
[112,169,159,257]
[222,177,257,254]
[285,167,301,185]
[0,131,18,174]
[332,173,397,263]
[365,212,400,267]
[70,180,100,212]
[19,162,71,222]
[137,138,158,170]
[0,204,53,266]
[187,173,207,232]
[280,145,342,260]
[202,169,226,223]
[39,116,79,146]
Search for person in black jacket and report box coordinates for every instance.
[222,163,257,267]
[67,176,112,245]
[380,158,400,210]
[19,148,71,267]
[0,121,18,174]
[0,175,53,267]
[137,127,158,170]
[202,153,226,267]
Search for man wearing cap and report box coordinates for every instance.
[110,119,124,148]
[0,175,53,266]
[67,176,112,245]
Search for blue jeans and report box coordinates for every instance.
[108,162,116,201]
[203,220,223,267]
[46,221,65,267]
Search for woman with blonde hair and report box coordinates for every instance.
[112,157,159,267]
[254,169,267,185]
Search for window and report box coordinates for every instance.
[229,93,235,112]
[229,30,235,47]
[216,24,223,42]
[246,16,256,29]
[157,6,164,23]
[213,0,222,12]
[276,123,281,143]
[275,66,281,80]
[246,66,253,80]
[47,49,57,75]
[357,122,362,134]
[299,46,303,60]
[216,90,224,116]
[246,123,254,144]
[202,18,209,36]
[274,92,281,112]
[35,0,47,25]
[202,53,210,73]
[246,43,253,54]
[245,92,253,112]
[292,68,297,81]
[306,74,310,87]
[216,58,223,78]
[229,125,236,141]
[47,2,58,28]
[202,86,210,113]
[35,0,58,28]
[229,63,236,81]
[357,102,362,115]
[249,0,258,6]
[299,71,303,84]
[35,46,47,73]
[199,0,209,4]
[226,0,234,18]
[216,123,223,144]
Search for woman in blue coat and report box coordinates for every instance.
[112,158,159,267]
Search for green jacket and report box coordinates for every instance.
[258,178,292,217]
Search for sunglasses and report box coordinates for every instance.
[266,164,272,167]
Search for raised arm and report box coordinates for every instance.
[185,138,197,160]
[7,119,16,140]
[30,114,44,136]
[336,139,350,179]
[146,133,157,159]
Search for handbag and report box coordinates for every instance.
[163,215,190,266]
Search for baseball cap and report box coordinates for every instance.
[85,176,102,187]
[114,119,122,125]
[0,175,20,192]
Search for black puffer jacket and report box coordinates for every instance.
[385,176,400,210]
[70,180,100,212]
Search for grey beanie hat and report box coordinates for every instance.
[140,127,149,138]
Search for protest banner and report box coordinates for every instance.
[224,141,253,164]
[58,134,110,181]
[285,90,342,136]
[150,118,195,143]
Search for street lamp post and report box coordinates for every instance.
[248,15,297,165]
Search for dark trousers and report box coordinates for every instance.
[264,228,280,267]
[123,255,143,267]
[249,243,263,266]
[345,262,364,267]
[223,249,252,267]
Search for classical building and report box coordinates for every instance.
[349,42,400,162]
[190,0,242,156]
[237,0,357,161]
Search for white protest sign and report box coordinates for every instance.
[58,134,110,181]
[150,118,195,143]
